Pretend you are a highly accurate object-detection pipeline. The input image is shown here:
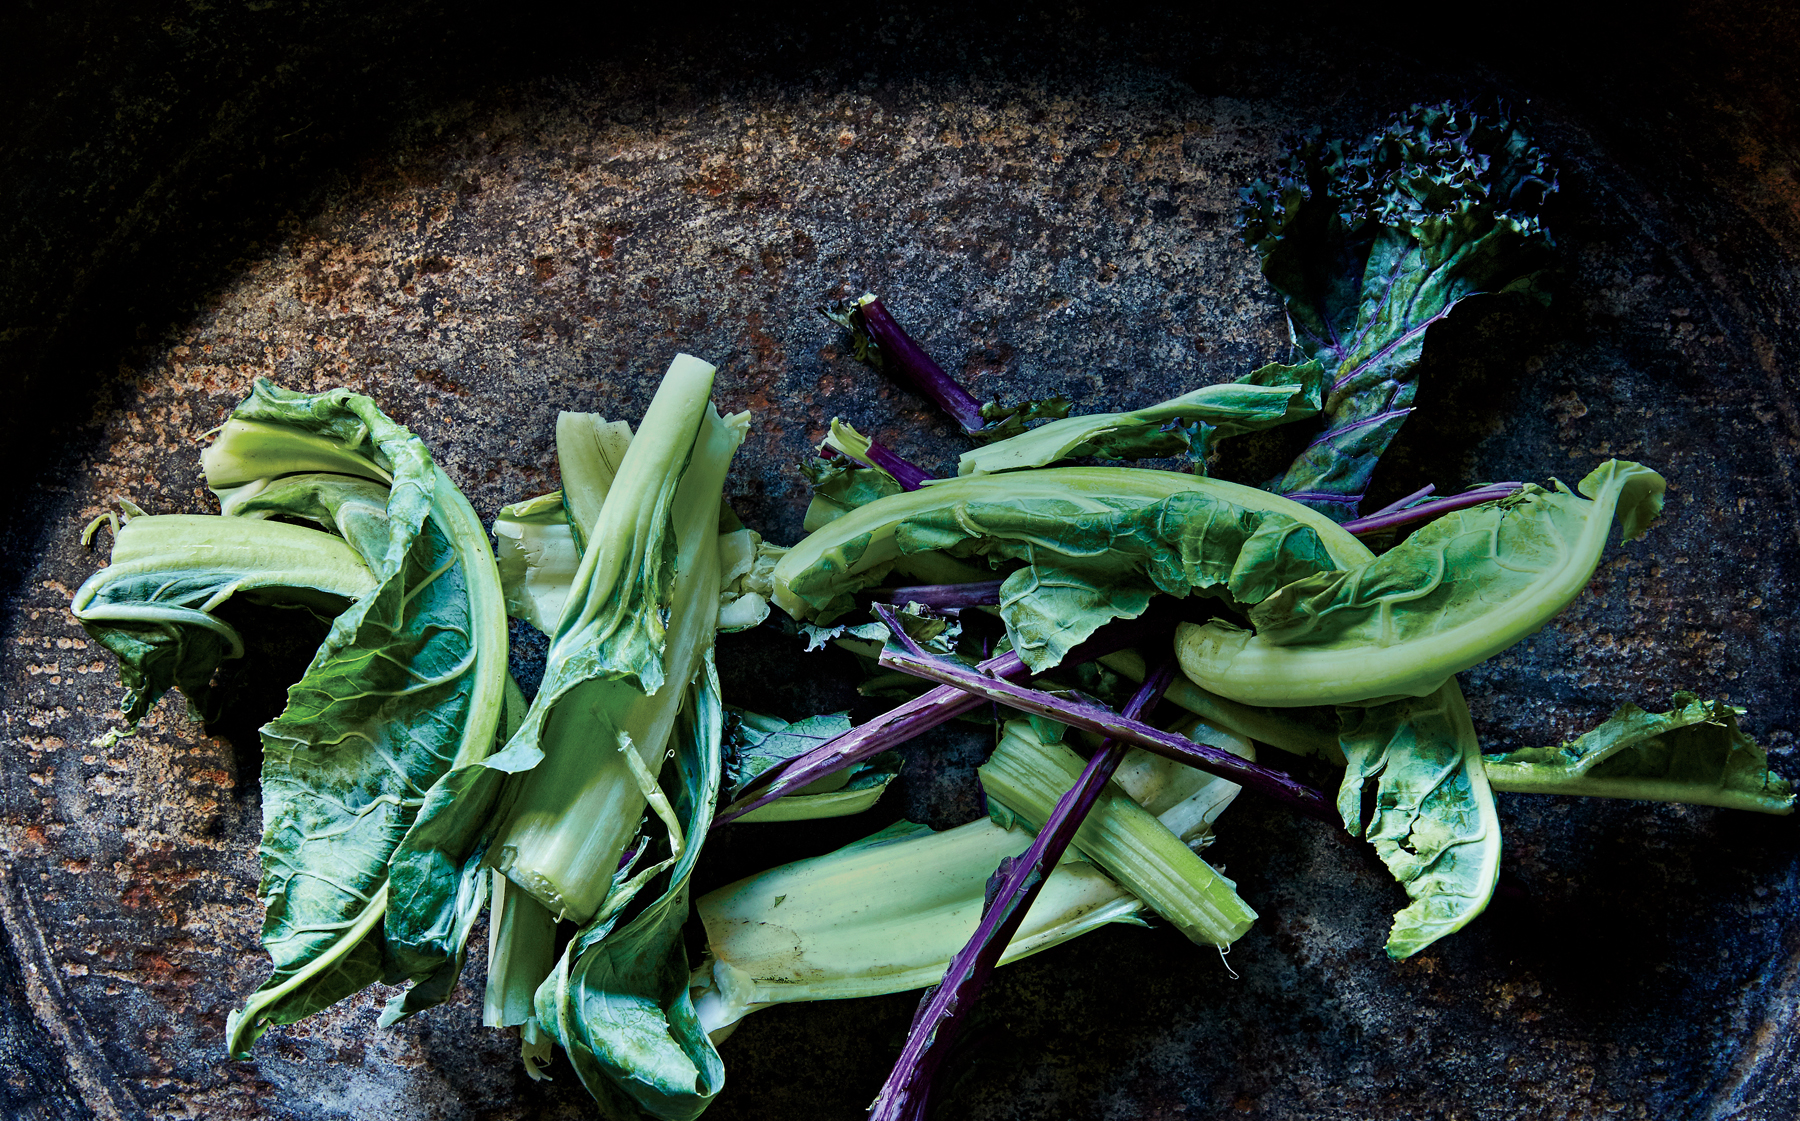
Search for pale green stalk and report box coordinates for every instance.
[978,721,1257,947]
[492,360,741,923]
[692,724,1257,1036]
[493,492,580,636]
[693,817,1145,1031]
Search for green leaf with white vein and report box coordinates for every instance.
[205,380,507,1057]
[1337,682,1500,959]
[955,360,1323,476]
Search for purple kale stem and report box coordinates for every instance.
[876,643,1339,825]
[711,611,1177,829]
[1365,484,1436,519]
[880,580,1005,610]
[868,659,1179,1121]
[1342,482,1526,536]
[857,295,987,435]
[859,437,936,491]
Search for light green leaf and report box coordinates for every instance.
[1484,693,1794,814]
[772,467,1368,672]
[71,514,376,723]
[1179,460,1667,707]
[205,380,507,1056]
[494,490,582,637]
[1336,681,1501,959]
[955,360,1323,476]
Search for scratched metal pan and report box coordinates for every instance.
[3,4,1796,1119]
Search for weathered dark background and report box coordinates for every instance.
[4,2,1798,1118]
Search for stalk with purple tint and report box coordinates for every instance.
[711,610,1179,829]
[874,579,1005,610]
[875,634,1339,825]
[867,658,1178,1121]
[1342,482,1524,536]
[854,295,989,436]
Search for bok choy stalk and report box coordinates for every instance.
[770,467,1368,673]
[692,717,1252,1037]
[976,716,1257,949]
[1243,101,1557,519]
[77,379,509,1056]
[1177,460,1667,707]
[823,293,1069,439]
[492,491,580,636]
[867,668,1185,1121]
[490,356,741,924]
[953,360,1323,477]
[382,357,744,1085]
[534,653,728,1121]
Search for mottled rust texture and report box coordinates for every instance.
[4,3,1799,1120]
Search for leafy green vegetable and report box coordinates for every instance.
[1242,102,1556,519]
[800,446,907,532]
[390,357,745,1117]
[556,412,636,552]
[71,514,376,723]
[72,380,511,1057]
[772,467,1371,672]
[954,360,1323,476]
[493,490,581,635]
[1177,460,1666,706]
[536,660,727,1121]
[717,526,786,632]
[1484,694,1795,814]
[493,359,740,923]
[1337,682,1500,958]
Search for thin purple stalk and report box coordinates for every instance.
[1342,482,1525,536]
[860,439,935,491]
[1366,484,1436,518]
[878,580,1005,610]
[867,659,1178,1121]
[876,642,1339,825]
[1280,491,1363,510]
[711,612,1177,829]
[856,296,987,435]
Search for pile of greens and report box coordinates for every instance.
[72,102,1791,1121]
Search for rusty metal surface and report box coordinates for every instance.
[4,3,1799,1119]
